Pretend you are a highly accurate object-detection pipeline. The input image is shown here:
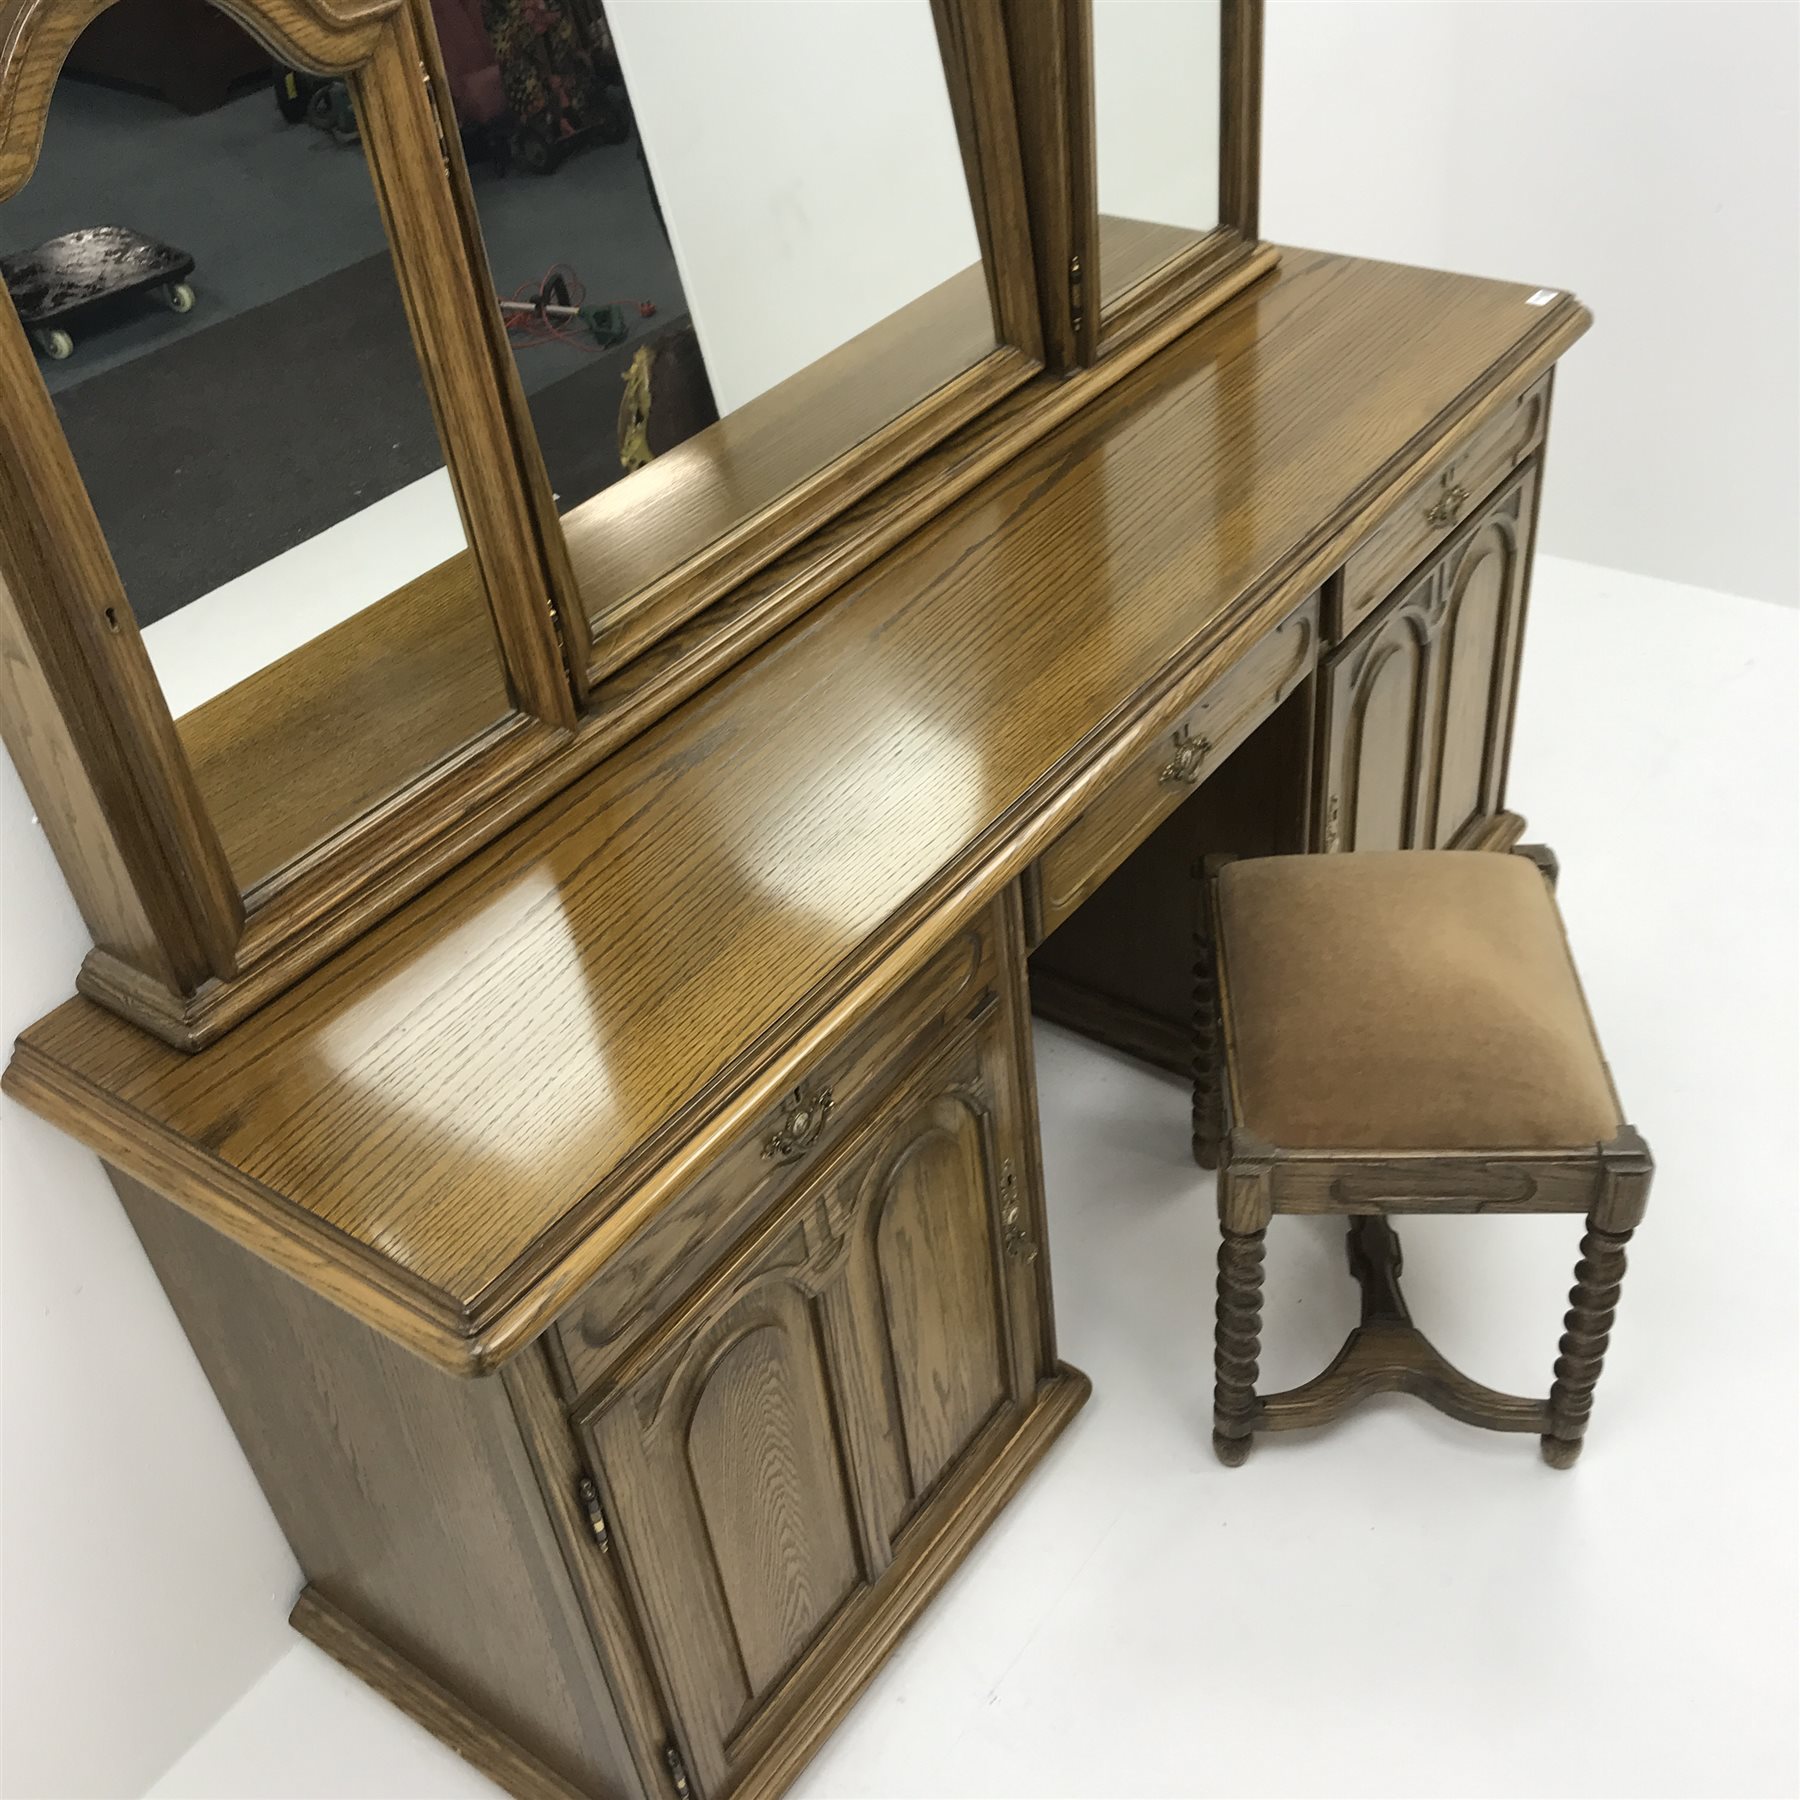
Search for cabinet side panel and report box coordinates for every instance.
[108,1169,640,1800]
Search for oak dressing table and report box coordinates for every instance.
[0,4,1588,1794]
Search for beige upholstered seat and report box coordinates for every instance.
[1215,850,1622,1153]
[1200,846,1650,1470]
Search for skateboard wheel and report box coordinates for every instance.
[160,282,196,314]
[33,327,74,360]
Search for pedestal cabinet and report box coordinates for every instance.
[1028,417,1548,1076]
[581,998,1048,1797]
[97,890,1076,1800]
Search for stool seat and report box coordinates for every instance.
[1217,851,1622,1152]
[1195,845,1653,1470]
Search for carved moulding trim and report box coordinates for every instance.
[0,0,403,201]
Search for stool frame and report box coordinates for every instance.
[1192,846,1652,1469]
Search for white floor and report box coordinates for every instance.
[150,557,1800,1800]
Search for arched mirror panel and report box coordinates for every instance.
[1087,0,1261,354]
[0,0,572,1040]
[447,0,1039,679]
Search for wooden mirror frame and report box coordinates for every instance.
[1003,0,1265,371]
[0,0,588,1044]
[0,0,1268,1051]
[490,0,1050,688]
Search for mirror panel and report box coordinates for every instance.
[1094,0,1223,310]
[2,56,512,893]
[452,0,994,635]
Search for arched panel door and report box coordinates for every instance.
[863,1071,1020,1516]
[1432,466,1537,847]
[582,989,1049,1797]
[1317,563,1443,853]
[584,1208,869,1797]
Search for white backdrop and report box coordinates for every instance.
[3,5,1797,1796]
[1262,0,1800,609]
[607,0,983,414]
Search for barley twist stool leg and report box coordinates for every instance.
[1542,1219,1634,1468]
[1213,1227,1265,1465]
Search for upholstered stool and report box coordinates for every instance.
[1192,848,1651,1469]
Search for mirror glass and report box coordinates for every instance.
[453,0,993,635]
[3,50,511,894]
[1094,0,1223,309]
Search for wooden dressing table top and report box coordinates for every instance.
[5,250,1590,1373]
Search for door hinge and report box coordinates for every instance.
[663,1741,693,1800]
[576,1475,611,1552]
[420,65,451,169]
[1068,254,1085,340]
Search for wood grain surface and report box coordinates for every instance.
[569,263,1017,669]
[176,553,511,892]
[6,251,1591,1371]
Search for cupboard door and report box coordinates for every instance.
[1317,564,1442,853]
[583,999,1045,1795]
[585,1204,869,1796]
[1430,466,1537,848]
[832,1008,1039,1553]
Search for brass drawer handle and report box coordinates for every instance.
[1158,724,1211,787]
[763,1081,833,1160]
[1425,480,1470,530]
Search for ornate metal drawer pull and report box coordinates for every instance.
[1158,724,1211,787]
[1000,1159,1039,1263]
[763,1082,833,1160]
[1425,480,1470,529]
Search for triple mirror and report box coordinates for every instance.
[0,0,1261,1043]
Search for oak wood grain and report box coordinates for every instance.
[291,1590,602,1800]
[1099,214,1212,309]
[0,248,244,990]
[51,241,1276,1050]
[1315,464,1539,855]
[1028,592,1316,937]
[176,553,511,892]
[999,0,1085,369]
[0,0,574,1044]
[571,264,1017,673]
[1331,370,1548,639]
[551,917,998,1402]
[7,252,1592,1372]
[111,1167,642,1796]
[930,0,1043,362]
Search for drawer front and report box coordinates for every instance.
[551,907,1002,1400]
[1330,372,1549,640]
[1027,594,1318,942]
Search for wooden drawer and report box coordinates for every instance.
[1329,372,1550,640]
[1025,594,1318,942]
[550,906,1002,1401]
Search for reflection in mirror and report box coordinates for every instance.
[452,0,993,633]
[2,53,512,894]
[1094,0,1223,309]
